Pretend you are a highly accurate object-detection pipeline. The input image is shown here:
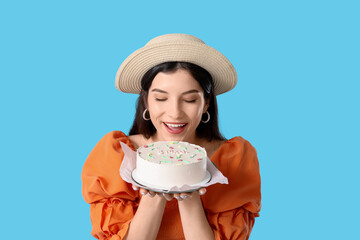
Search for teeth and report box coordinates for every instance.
[165,123,185,128]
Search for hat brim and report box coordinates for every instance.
[115,41,237,95]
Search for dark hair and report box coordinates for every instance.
[129,62,225,141]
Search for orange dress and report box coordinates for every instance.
[82,131,261,240]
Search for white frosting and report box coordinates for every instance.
[134,141,207,189]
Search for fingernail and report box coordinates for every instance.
[175,196,180,200]
[181,195,188,199]
[199,189,206,195]
[162,193,166,197]
[141,192,146,196]
[132,186,139,191]
[148,193,153,197]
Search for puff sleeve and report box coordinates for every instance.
[202,137,261,240]
[81,131,140,240]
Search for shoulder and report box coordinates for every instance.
[100,130,129,142]
[211,136,258,171]
[219,136,257,156]
[227,136,257,154]
[82,130,138,203]
[227,136,255,145]
[93,130,135,151]
[203,136,261,213]
[83,131,134,177]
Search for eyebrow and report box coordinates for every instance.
[151,88,200,95]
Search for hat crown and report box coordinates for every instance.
[145,33,205,46]
[116,33,237,95]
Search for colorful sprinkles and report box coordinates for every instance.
[178,145,188,150]
[195,147,202,153]
[161,160,172,163]
[138,141,206,165]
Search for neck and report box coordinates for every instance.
[150,132,202,145]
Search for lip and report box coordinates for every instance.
[163,122,187,134]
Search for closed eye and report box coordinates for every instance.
[184,99,197,103]
[155,98,167,102]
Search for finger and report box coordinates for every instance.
[162,193,174,201]
[148,190,155,197]
[198,188,206,196]
[180,192,192,200]
[132,185,139,191]
[139,188,148,196]
[173,193,182,201]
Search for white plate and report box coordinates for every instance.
[131,170,212,193]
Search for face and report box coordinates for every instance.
[147,69,208,143]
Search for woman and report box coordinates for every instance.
[82,34,261,240]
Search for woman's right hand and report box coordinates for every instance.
[132,184,175,200]
[132,185,157,198]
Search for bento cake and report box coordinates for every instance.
[133,141,207,189]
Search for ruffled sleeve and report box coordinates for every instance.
[81,131,140,240]
[202,137,261,240]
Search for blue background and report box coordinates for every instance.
[1,0,359,239]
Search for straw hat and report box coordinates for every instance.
[115,33,237,95]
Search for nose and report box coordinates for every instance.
[166,99,183,119]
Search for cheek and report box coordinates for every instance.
[147,100,163,117]
[189,105,205,120]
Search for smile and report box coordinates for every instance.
[163,122,187,134]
